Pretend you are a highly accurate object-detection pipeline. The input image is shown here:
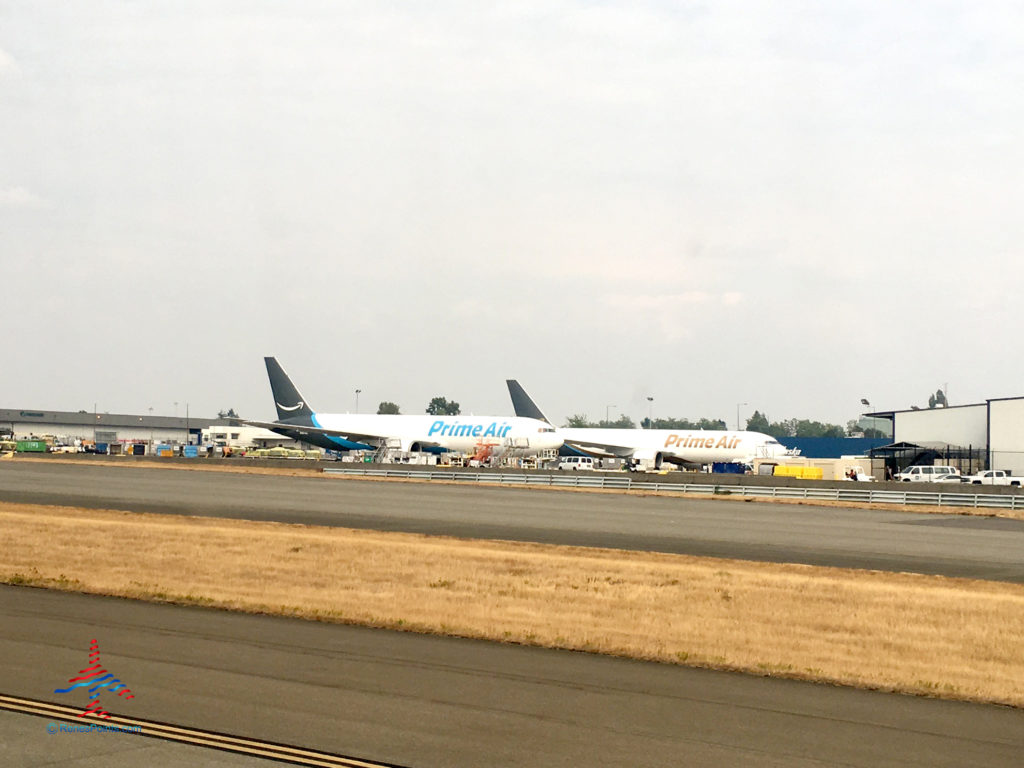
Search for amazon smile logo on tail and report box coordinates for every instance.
[276,401,304,411]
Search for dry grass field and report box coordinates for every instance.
[2,501,1023,707]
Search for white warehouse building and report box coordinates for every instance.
[988,398,1024,476]
[869,397,1024,475]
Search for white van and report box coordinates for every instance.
[558,456,595,471]
[895,465,960,482]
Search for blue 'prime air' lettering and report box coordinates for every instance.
[428,421,511,438]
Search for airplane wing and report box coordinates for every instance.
[243,420,441,450]
[561,438,638,459]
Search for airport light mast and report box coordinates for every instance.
[737,402,747,431]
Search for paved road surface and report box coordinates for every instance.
[3,462,1024,581]
[2,587,1022,768]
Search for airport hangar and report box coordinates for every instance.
[865,396,1024,474]
[0,408,290,450]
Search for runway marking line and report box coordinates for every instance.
[0,692,405,767]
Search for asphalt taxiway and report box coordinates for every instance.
[2,461,1024,581]
[3,586,1022,768]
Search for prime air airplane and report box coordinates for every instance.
[506,380,794,469]
[247,358,563,459]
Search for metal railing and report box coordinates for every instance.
[321,467,1024,510]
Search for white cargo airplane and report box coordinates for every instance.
[247,358,563,459]
[506,380,794,469]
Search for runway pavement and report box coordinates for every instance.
[2,461,1024,581]
[2,586,1022,768]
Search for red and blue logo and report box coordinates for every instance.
[54,639,135,718]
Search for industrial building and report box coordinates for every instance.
[867,397,1024,475]
[0,408,292,453]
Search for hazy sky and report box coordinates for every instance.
[4,2,1023,426]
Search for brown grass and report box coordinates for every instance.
[2,501,1023,707]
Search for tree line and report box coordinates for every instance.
[370,401,884,439]
[564,409,883,438]
[374,397,461,416]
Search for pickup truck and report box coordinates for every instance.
[962,470,1023,486]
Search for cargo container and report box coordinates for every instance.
[15,440,48,453]
[712,462,747,474]
[773,465,824,480]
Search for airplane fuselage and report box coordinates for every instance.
[559,428,788,464]
[310,413,562,455]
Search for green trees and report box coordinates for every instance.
[563,408,849,437]
[563,414,636,428]
[746,410,770,433]
[644,417,727,430]
[426,397,461,416]
[745,411,846,437]
[927,389,948,409]
[564,414,595,427]
[600,415,636,429]
[376,401,400,415]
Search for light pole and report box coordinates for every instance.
[646,397,654,429]
[605,404,616,426]
[860,398,872,434]
[355,389,362,413]
[736,402,747,431]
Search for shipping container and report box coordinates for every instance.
[15,440,48,453]
[711,462,747,474]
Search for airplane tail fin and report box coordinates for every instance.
[506,380,550,424]
[265,357,315,421]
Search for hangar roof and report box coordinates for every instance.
[0,408,219,430]
[863,402,985,419]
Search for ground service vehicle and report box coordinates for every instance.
[895,465,960,482]
[962,469,1022,486]
[558,456,595,470]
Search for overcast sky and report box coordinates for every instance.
[3,2,1023,427]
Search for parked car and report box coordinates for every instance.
[962,469,1023,486]
[932,473,966,484]
[895,465,960,482]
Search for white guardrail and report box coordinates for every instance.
[322,468,1024,511]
